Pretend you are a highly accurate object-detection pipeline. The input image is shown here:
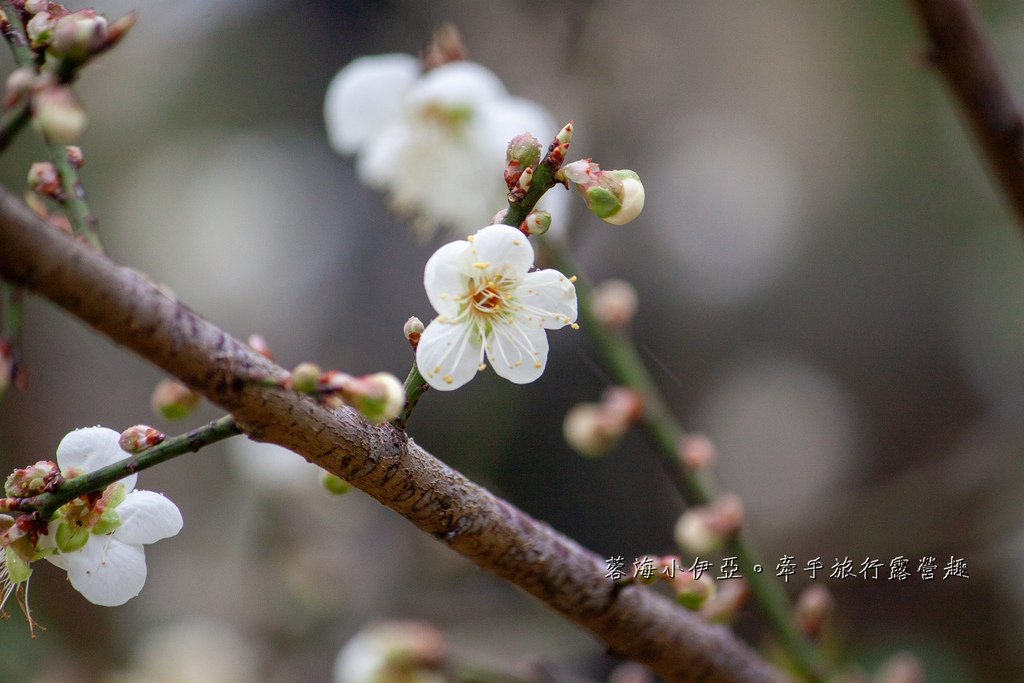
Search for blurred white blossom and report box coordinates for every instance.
[324,55,568,238]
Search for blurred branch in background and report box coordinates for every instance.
[909,0,1024,233]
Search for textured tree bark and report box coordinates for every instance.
[0,184,790,683]
[909,0,1024,232]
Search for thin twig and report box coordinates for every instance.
[0,0,103,250]
[14,415,241,519]
[908,0,1024,233]
[0,181,790,683]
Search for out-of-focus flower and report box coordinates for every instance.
[41,427,183,606]
[416,224,577,390]
[333,620,446,683]
[324,54,568,238]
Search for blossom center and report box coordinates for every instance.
[468,277,510,316]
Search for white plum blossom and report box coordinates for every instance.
[41,427,183,607]
[416,224,577,390]
[324,54,569,238]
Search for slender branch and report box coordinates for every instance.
[0,183,790,683]
[394,360,429,430]
[0,100,30,154]
[500,145,826,680]
[0,0,103,250]
[14,415,241,518]
[539,243,829,682]
[908,0,1024,233]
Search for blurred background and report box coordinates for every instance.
[2,1,1023,680]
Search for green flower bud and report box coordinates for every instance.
[5,546,32,584]
[320,471,351,496]
[290,362,322,395]
[151,379,201,420]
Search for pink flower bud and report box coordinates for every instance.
[24,0,48,15]
[118,425,166,454]
[65,145,84,169]
[795,584,833,640]
[563,403,618,457]
[672,569,717,610]
[592,279,638,329]
[150,379,201,420]
[27,161,60,198]
[678,434,716,470]
[247,333,274,360]
[700,577,748,624]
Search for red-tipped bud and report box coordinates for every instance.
[4,460,60,497]
[404,316,424,351]
[32,84,86,143]
[118,425,166,454]
[520,210,551,236]
[150,379,201,420]
[592,279,638,329]
[27,161,60,198]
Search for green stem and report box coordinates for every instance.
[540,241,828,680]
[394,360,429,430]
[0,0,103,251]
[17,415,241,519]
[0,100,30,154]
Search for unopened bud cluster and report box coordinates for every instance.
[563,386,643,457]
[289,364,405,424]
[4,460,60,497]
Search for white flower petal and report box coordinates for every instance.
[114,490,183,545]
[469,224,534,278]
[324,53,419,155]
[485,319,549,384]
[408,61,506,112]
[356,122,411,190]
[515,269,578,329]
[56,427,134,489]
[416,317,484,391]
[61,537,147,606]
[424,238,472,317]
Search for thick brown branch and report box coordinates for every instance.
[909,0,1024,231]
[0,185,789,683]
